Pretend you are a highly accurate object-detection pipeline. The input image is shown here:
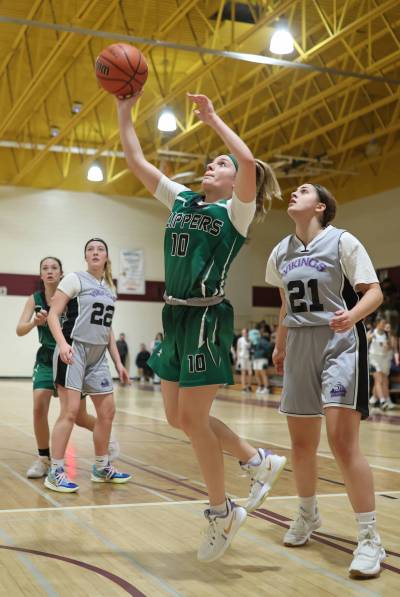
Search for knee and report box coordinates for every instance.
[33,403,47,418]
[291,438,318,456]
[75,413,88,428]
[99,404,115,424]
[63,408,80,424]
[179,411,201,437]
[165,410,181,429]
[328,431,354,462]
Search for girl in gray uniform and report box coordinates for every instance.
[266,183,386,578]
[17,256,121,479]
[46,239,131,492]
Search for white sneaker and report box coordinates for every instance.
[349,526,386,577]
[283,512,322,546]
[27,457,50,478]
[256,387,262,394]
[381,398,396,411]
[260,387,269,395]
[242,449,287,512]
[369,396,378,406]
[108,439,120,461]
[198,499,247,563]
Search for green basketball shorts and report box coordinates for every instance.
[32,361,56,393]
[148,301,234,387]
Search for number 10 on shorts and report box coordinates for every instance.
[188,353,206,373]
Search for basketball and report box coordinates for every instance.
[95,43,148,99]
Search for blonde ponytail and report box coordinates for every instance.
[104,259,116,293]
[255,159,282,219]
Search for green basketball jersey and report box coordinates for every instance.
[33,291,56,350]
[164,192,246,299]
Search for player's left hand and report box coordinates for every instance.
[329,309,356,333]
[118,364,131,385]
[187,93,216,124]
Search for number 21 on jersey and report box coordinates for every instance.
[287,279,324,313]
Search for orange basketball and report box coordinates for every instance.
[95,44,148,99]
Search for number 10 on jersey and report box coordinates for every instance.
[171,233,189,257]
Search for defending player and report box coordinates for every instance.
[266,183,386,578]
[46,239,131,492]
[117,92,286,562]
[16,256,120,478]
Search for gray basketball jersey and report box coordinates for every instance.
[275,227,353,327]
[62,271,116,345]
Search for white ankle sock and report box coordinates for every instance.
[246,450,263,467]
[51,458,64,472]
[356,511,377,534]
[299,496,318,519]
[95,455,109,469]
[209,500,228,516]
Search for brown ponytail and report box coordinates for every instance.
[104,259,116,293]
[312,184,337,227]
[255,159,282,219]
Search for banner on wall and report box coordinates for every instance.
[117,249,145,295]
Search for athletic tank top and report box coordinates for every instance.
[164,191,246,299]
[369,329,391,357]
[32,291,55,366]
[275,227,359,327]
[33,291,56,350]
[62,272,116,345]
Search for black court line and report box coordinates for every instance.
[115,452,400,571]
[0,545,147,596]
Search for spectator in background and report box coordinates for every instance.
[149,333,163,385]
[116,333,129,367]
[368,317,396,410]
[253,334,272,395]
[270,324,278,345]
[237,328,253,393]
[135,343,151,382]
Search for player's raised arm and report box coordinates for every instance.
[187,93,256,203]
[116,94,163,195]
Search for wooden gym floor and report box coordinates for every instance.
[0,379,399,596]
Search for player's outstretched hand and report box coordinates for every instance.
[329,309,356,333]
[115,89,144,110]
[272,346,285,376]
[118,364,131,385]
[187,93,216,125]
[59,342,74,365]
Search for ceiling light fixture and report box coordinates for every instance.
[87,162,104,182]
[71,101,83,114]
[50,125,60,137]
[157,109,177,132]
[269,20,294,55]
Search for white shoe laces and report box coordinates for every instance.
[55,469,69,485]
[102,464,119,479]
[289,514,309,537]
[354,527,380,556]
[203,511,217,545]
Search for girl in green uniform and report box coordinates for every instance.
[117,92,286,562]
[16,257,120,478]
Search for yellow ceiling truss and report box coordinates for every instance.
[0,0,399,205]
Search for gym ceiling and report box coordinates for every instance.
[0,0,399,205]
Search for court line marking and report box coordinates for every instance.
[0,462,183,597]
[0,528,60,597]
[0,419,395,592]
[1,491,399,515]
[0,469,388,595]
[116,408,400,474]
